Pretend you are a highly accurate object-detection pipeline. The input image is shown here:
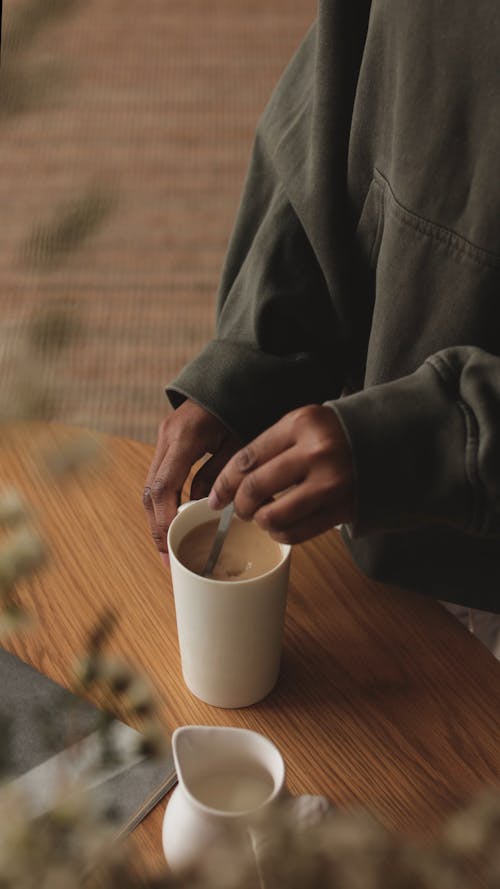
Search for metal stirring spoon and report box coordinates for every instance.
[202,503,235,578]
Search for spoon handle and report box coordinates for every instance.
[202,503,235,577]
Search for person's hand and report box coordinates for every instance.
[207,405,354,544]
[143,400,241,562]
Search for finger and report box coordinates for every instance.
[148,439,203,550]
[208,418,296,510]
[254,474,351,535]
[143,485,169,555]
[144,420,172,492]
[190,441,240,501]
[231,446,306,521]
[142,448,182,556]
[143,425,171,550]
[260,504,342,546]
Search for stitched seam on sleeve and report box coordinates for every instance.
[427,355,483,533]
[455,400,483,534]
[374,168,500,270]
[369,179,385,268]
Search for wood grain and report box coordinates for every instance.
[1,421,500,873]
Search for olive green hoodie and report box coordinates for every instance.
[167,1,500,612]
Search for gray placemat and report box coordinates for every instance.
[0,647,176,834]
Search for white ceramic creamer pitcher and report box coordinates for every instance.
[162,725,287,872]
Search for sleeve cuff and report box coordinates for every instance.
[167,338,341,443]
[324,360,472,536]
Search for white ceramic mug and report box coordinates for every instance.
[167,498,291,708]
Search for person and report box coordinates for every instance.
[143,0,500,652]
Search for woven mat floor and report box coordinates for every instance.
[0,0,316,444]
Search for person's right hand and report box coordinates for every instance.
[143,399,241,563]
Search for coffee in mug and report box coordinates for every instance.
[177,515,282,580]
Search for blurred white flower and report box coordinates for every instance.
[99,657,134,694]
[42,433,105,479]
[0,605,35,638]
[0,488,30,527]
[0,526,46,592]
[126,677,156,717]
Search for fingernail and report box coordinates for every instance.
[208,489,222,510]
[160,552,170,568]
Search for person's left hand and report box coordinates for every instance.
[207,405,354,544]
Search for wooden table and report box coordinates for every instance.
[2,422,500,874]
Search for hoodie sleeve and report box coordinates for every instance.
[166,6,372,443]
[166,129,345,443]
[327,346,500,538]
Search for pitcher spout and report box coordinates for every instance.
[172,725,286,814]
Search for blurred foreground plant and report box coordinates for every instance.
[1,436,500,889]
[1,3,500,887]
[3,783,500,889]
[21,184,118,272]
[0,257,499,889]
[1,0,83,118]
[1,0,118,427]
[3,0,83,56]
